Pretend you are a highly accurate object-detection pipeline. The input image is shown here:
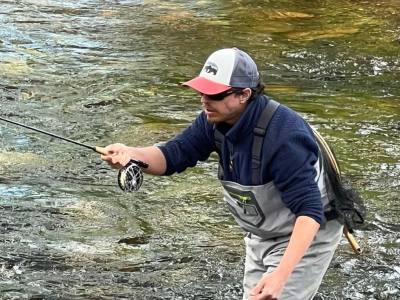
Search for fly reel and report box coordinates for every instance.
[117,159,148,192]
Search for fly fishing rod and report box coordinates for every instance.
[0,116,147,192]
[0,116,107,155]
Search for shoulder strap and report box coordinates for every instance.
[214,125,225,179]
[251,99,280,184]
[214,125,224,153]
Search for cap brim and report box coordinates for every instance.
[182,76,231,95]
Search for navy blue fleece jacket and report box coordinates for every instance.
[158,95,324,224]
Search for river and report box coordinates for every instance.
[0,0,399,299]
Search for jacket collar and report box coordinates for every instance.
[215,95,267,143]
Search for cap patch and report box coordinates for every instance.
[204,62,218,75]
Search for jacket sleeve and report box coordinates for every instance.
[158,112,216,175]
[269,129,325,224]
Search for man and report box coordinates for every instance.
[101,48,343,300]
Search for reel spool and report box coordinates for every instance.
[117,159,148,192]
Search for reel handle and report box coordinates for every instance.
[130,159,149,169]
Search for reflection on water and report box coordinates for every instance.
[1,0,399,299]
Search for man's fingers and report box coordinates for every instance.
[119,153,131,167]
[250,292,276,300]
[100,153,123,169]
[250,284,263,298]
[250,282,279,300]
[250,281,264,295]
[100,145,132,170]
[101,154,111,161]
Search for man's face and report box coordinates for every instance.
[200,89,250,125]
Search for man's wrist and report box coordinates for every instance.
[265,267,291,282]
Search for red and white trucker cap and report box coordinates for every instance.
[183,48,260,95]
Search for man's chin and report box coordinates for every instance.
[206,116,219,124]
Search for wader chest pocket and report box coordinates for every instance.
[224,187,265,227]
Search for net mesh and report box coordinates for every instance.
[313,128,366,232]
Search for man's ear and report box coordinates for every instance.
[240,88,252,103]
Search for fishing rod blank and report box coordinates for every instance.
[0,116,107,155]
[0,116,146,192]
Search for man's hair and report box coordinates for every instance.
[249,81,265,100]
[232,81,265,101]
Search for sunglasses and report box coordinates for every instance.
[201,88,243,101]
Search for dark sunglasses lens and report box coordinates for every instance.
[208,93,226,101]
[205,90,234,101]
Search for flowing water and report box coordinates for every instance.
[0,0,399,299]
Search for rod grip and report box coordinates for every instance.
[95,146,108,155]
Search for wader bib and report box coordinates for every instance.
[214,99,343,300]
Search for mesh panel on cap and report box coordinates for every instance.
[229,49,259,88]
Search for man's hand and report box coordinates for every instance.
[249,216,320,300]
[101,144,167,175]
[249,270,286,300]
[101,143,131,169]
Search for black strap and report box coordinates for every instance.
[214,126,225,179]
[214,126,224,153]
[324,209,339,221]
[251,99,280,184]
[214,99,280,183]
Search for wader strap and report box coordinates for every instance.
[252,99,280,184]
[214,126,224,153]
[214,126,225,179]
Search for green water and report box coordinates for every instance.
[0,0,399,299]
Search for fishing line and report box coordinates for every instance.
[0,116,147,192]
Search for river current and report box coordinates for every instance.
[0,1,399,299]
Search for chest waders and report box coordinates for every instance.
[214,99,363,253]
[215,99,329,239]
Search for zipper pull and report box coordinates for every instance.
[229,158,234,172]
